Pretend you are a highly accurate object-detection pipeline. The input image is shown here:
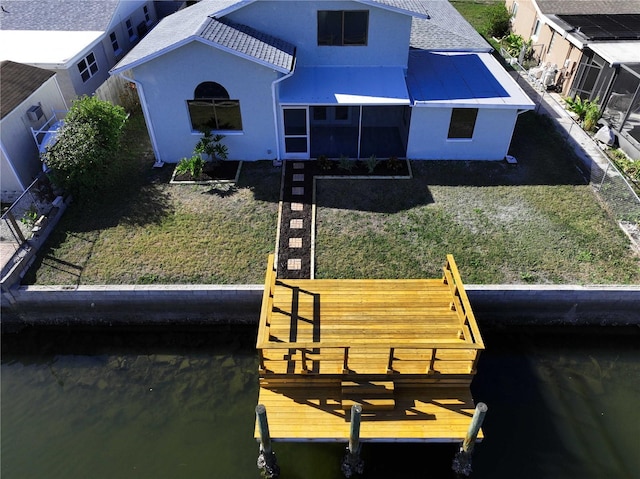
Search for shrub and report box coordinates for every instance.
[486,4,511,38]
[386,156,403,172]
[338,155,355,172]
[42,96,127,199]
[317,155,332,170]
[366,154,380,174]
[176,155,204,178]
[194,130,228,162]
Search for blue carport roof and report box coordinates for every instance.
[407,51,535,109]
[279,67,411,105]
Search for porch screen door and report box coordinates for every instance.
[283,107,309,159]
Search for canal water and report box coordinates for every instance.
[2,325,639,479]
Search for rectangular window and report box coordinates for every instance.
[77,52,98,83]
[448,108,478,139]
[318,10,368,46]
[109,32,121,55]
[143,5,151,23]
[126,19,137,41]
[547,31,556,55]
[187,99,242,131]
[511,2,518,18]
[532,19,541,38]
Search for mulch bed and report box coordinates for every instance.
[310,157,410,177]
[172,161,241,182]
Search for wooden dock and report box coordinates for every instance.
[255,254,485,442]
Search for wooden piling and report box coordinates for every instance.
[462,402,488,453]
[348,404,362,454]
[256,404,272,454]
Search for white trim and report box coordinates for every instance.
[0,141,26,192]
[272,63,297,161]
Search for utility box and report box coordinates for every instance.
[27,104,44,121]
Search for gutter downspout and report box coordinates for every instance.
[271,55,296,162]
[116,71,163,167]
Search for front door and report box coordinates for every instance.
[282,107,309,159]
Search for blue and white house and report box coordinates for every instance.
[111,0,535,162]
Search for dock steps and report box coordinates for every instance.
[341,380,395,411]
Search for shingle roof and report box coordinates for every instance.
[111,0,243,73]
[410,0,490,51]
[1,61,55,119]
[199,17,295,71]
[363,0,430,17]
[535,0,640,15]
[0,0,120,31]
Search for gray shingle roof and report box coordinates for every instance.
[410,0,490,51]
[365,0,430,17]
[535,1,640,15]
[1,61,55,119]
[112,0,240,73]
[0,0,120,31]
[199,17,295,71]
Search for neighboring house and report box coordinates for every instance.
[0,0,161,104]
[1,61,67,203]
[506,0,640,159]
[111,0,534,163]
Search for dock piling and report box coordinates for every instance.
[341,404,364,478]
[256,404,280,478]
[452,402,488,476]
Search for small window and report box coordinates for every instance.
[110,32,121,55]
[77,52,98,83]
[532,19,541,38]
[313,106,327,121]
[187,81,243,131]
[511,2,518,19]
[143,5,151,23]
[448,108,478,139]
[318,10,368,46]
[547,31,556,55]
[126,19,137,41]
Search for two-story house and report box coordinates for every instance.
[111,0,534,163]
[0,0,162,104]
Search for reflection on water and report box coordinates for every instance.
[2,326,639,479]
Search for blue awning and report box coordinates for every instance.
[279,67,411,105]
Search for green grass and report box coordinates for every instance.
[23,112,640,286]
[23,114,281,285]
[315,113,640,284]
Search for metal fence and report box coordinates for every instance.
[501,47,640,226]
[1,174,57,257]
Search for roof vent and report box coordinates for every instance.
[27,104,44,121]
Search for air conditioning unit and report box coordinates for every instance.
[27,104,44,121]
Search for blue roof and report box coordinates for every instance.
[406,51,535,109]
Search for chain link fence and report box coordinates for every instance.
[500,48,640,232]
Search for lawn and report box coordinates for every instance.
[23,111,639,286]
[315,113,639,284]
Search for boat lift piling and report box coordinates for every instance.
[452,402,488,476]
[341,404,364,477]
[256,404,280,478]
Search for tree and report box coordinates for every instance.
[486,4,511,39]
[42,96,128,199]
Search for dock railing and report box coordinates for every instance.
[257,254,484,376]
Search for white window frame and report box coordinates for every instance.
[143,5,152,25]
[126,18,138,42]
[532,19,541,39]
[109,31,122,56]
[77,52,98,83]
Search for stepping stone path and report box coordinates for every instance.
[277,161,313,279]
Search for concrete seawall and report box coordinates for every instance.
[2,284,639,328]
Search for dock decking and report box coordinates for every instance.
[255,254,485,442]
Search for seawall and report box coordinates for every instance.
[2,284,639,329]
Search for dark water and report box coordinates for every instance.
[2,325,639,479]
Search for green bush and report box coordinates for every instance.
[42,96,127,199]
[176,155,204,178]
[486,4,511,38]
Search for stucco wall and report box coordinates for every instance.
[0,76,67,201]
[134,41,281,163]
[226,0,412,68]
[406,106,519,160]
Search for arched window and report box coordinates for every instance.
[187,81,242,131]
